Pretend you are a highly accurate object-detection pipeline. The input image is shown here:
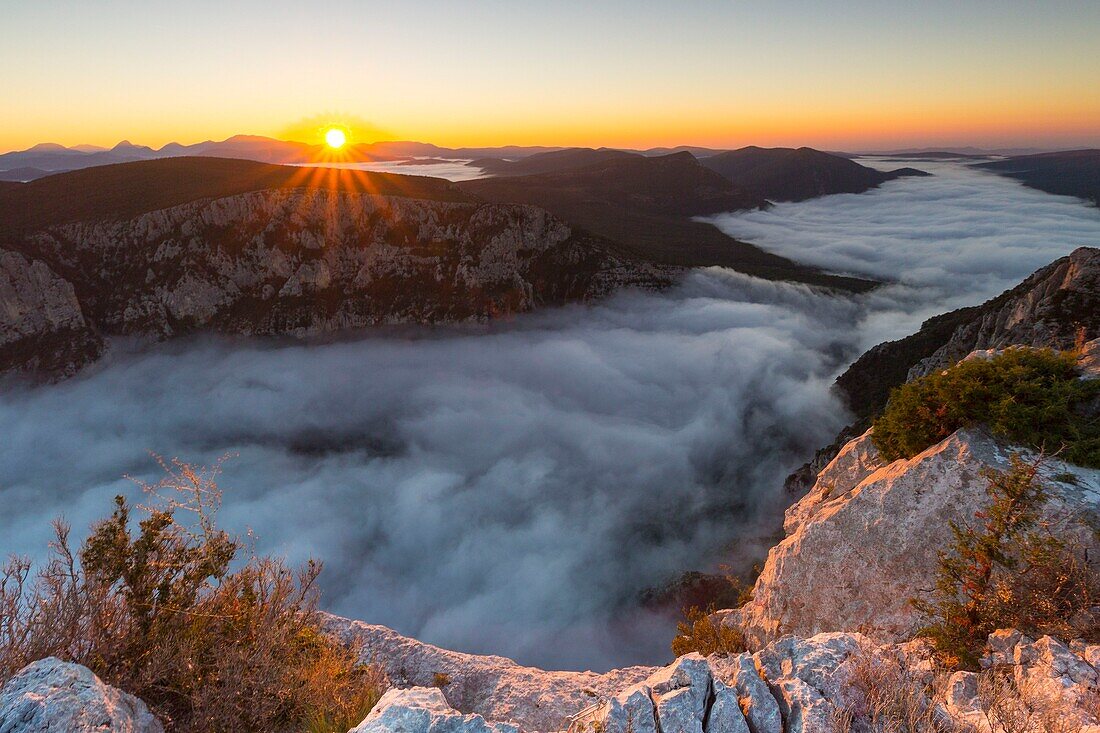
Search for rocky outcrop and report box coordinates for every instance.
[2,187,667,377]
[0,657,163,733]
[838,246,1100,422]
[578,631,1100,733]
[746,343,1100,646]
[349,687,519,733]
[907,247,1100,379]
[738,426,1100,647]
[784,246,1100,495]
[323,616,655,733]
[9,631,1098,733]
[0,249,102,375]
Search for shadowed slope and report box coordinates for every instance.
[976,149,1100,206]
[468,147,640,176]
[0,157,473,240]
[701,146,928,202]
[462,152,877,291]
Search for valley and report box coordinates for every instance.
[2,158,1098,674]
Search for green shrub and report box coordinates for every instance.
[872,348,1100,467]
[0,458,385,733]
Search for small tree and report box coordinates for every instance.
[915,453,1100,668]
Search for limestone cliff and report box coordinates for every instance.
[786,245,1100,494]
[0,250,102,375]
[1,188,668,377]
[838,246,1100,423]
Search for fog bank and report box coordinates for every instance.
[2,161,1098,670]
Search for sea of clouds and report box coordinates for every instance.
[1,161,1098,670]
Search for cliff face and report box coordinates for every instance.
[0,250,102,375]
[784,245,1100,494]
[1,188,667,377]
[837,246,1100,423]
[906,246,1100,379]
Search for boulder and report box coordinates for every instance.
[737,424,1100,646]
[706,653,782,733]
[594,683,657,733]
[0,657,162,733]
[646,654,712,722]
[349,687,519,733]
[324,615,654,733]
[705,679,750,733]
[655,687,702,733]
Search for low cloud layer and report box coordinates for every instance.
[1,162,1097,671]
[708,160,1100,348]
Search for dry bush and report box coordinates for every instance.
[833,644,1100,733]
[831,646,966,733]
[670,606,745,657]
[976,668,1090,733]
[0,457,385,733]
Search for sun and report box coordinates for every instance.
[324,127,347,149]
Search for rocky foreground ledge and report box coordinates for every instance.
[5,628,1100,733]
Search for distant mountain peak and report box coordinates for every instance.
[26,143,70,153]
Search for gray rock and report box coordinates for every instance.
[944,671,979,712]
[656,686,703,733]
[325,615,654,733]
[739,425,1100,645]
[597,683,657,733]
[646,654,712,722]
[705,679,750,733]
[0,249,102,375]
[349,687,519,733]
[729,653,782,733]
[0,657,162,733]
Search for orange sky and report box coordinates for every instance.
[2,1,1098,154]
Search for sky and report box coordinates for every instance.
[1,1,1098,153]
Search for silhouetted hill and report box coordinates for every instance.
[0,157,472,240]
[0,137,568,174]
[0,168,55,182]
[461,152,876,291]
[874,151,986,160]
[976,149,1100,206]
[468,148,640,176]
[700,146,929,201]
